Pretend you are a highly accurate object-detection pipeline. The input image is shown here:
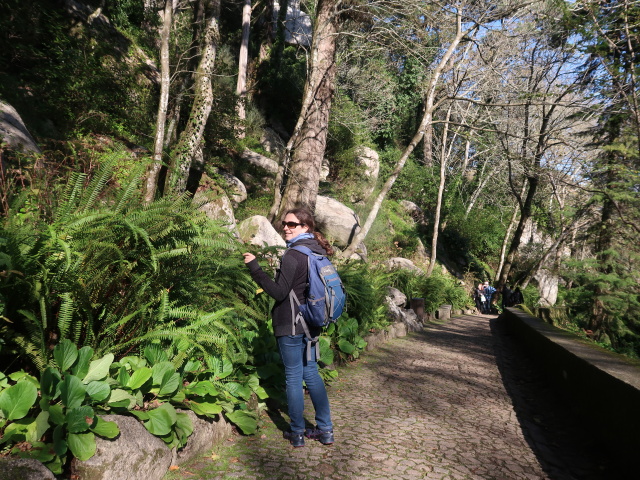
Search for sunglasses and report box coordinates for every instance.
[281,221,305,229]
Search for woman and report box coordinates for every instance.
[242,208,334,448]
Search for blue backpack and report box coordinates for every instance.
[287,246,346,359]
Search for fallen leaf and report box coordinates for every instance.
[230,457,239,463]
[260,434,267,439]
[210,453,220,460]
[169,466,180,471]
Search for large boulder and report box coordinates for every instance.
[384,297,422,332]
[349,146,380,203]
[194,174,237,233]
[0,458,55,480]
[215,169,247,207]
[399,200,425,223]
[273,0,312,46]
[386,287,407,307]
[0,101,40,154]
[385,257,420,272]
[260,127,285,156]
[314,196,360,248]
[237,215,286,249]
[241,149,279,176]
[72,415,172,480]
[534,269,558,306]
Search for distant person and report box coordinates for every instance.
[511,287,524,306]
[502,284,513,309]
[473,283,484,313]
[482,281,496,314]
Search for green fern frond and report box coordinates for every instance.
[57,293,74,339]
[56,172,87,221]
[78,157,115,213]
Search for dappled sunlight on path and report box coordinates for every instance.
[166,315,616,480]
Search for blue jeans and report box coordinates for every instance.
[277,334,333,434]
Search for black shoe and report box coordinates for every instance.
[283,431,305,447]
[305,428,334,445]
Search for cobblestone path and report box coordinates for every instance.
[166,315,618,480]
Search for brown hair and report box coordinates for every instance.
[285,208,334,256]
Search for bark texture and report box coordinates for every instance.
[165,0,221,195]
[271,0,338,219]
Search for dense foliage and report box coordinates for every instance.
[2,0,640,474]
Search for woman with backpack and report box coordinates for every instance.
[242,208,334,448]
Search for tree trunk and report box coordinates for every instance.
[144,0,173,203]
[165,0,221,195]
[423,122,433,167]
[427,105,452,276]
[497,174,538,287]
[270,0,338,218]
[493,180,526,282]
[235,0,251,138]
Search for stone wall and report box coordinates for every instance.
[501,308,640,477]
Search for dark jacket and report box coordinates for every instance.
[247,237,325,337]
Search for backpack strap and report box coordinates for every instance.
[289,290,320,362]
[285,246,320,362]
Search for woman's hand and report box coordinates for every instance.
[242,252,256,264]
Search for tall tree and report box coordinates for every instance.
[569,0,640,345]
[145,0,174,202]
[236,0,252,138]
[269,0,339,219]
[165,0,221,194]
[342,0,526,260]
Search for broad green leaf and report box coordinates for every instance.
[225,382,251,400]
[48,404,65,425]
[337,339,356,355]
[44,454,63,475]
[119,356,147,370]
[245,375,269,400]
[157,370,180,396]
[225,410,258,435]
[185,381,219,397]
[158,402,177,423]
[107,389,136,409]
[319,337,335,366]
[126,367,152,390]
[189,401,222,416]
[53,425,67,456]
[8,372,38,387]
[117,366,130,387]
[171,391,185,403]
[129,410,149,421]
[144,407,173,436]
[151,362,175,386]
[1,417,36,444]
[85,381,111,402]
[35,410,50,441]
[175,412,193,438]
[40,367,62,399]
[53,339,78,372]
[183,359,201,373]
[66,405,95,433]
[72,346,94,379]
[68,432,96,461]
[0,381,38,420]
[91,416,119,439]
[83,354,114,383]
[60,375,86,409]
